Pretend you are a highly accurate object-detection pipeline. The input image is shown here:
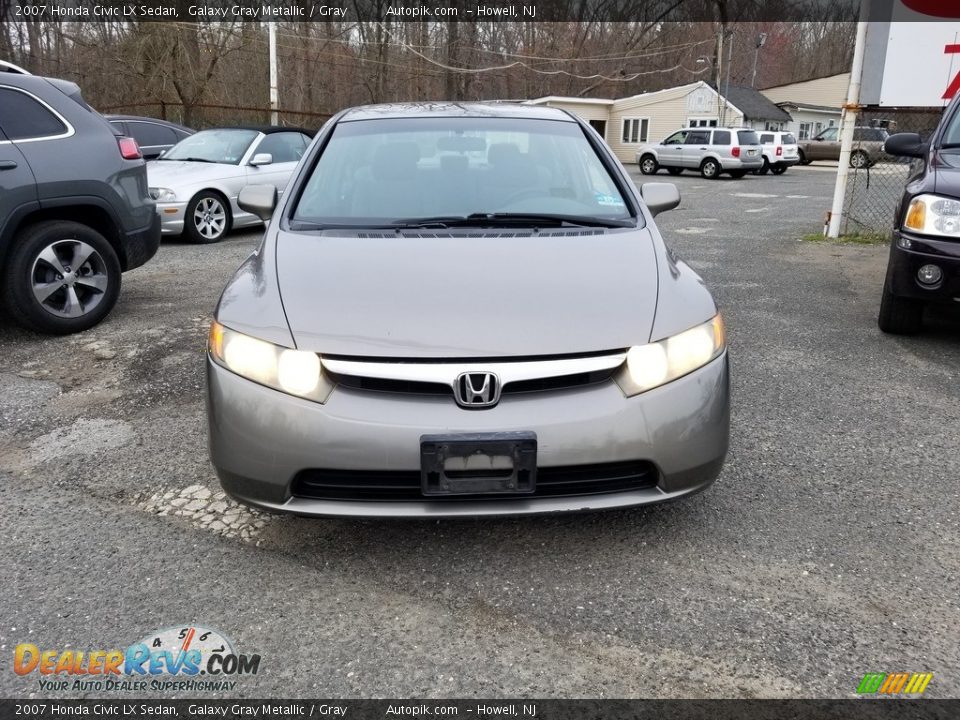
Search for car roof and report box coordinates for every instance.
[212,125,316,137]
[339,102,574,122]
[105,115,194,132]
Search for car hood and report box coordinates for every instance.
[146,160,239,188]
[276,228,659,358]
[934,150,960,192]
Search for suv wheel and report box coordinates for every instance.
[757,158,771,175]
[700,159,720,179]
[771,165,787,175]
[2,221,121,334]
[638,155,659,175]
[186,191,231,244]
[850,150,870,169]
[877,283,922,334]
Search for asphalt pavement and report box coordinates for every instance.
[1,165,958,699]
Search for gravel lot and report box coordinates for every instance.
[1,166,958,699]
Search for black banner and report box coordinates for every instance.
[1,0,871,23]
[1,700,959,719]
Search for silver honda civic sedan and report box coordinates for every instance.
[206,103,729,518]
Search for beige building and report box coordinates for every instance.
[526,81,785,164]
[760,73,850,140]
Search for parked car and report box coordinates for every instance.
[106,115,194,160]
[755,130,800,175]
[206,102,730,518]
[878,98,960,334]
[0,73,159,334]
[147,126,313,244]
[796,126,889,168]
[636,127,763,179]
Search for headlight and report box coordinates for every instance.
[903,194,960,237]
[149,187,177,202]
[615,314,725,397]
[209,321,334,403]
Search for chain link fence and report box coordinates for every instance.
[838,107,943,236]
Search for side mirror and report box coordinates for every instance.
[249,153,273,167]
[641,182,680,217]
[238,185,277,221]
[884,132,928,159]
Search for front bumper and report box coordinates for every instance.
[155,201,187,235]
[206,353,730,518]
[886,230,960,304]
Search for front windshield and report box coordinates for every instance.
[292,117,633,226]
[162,129,258,164]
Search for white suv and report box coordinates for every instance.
[636,127,763,179]
[756,131,800,175]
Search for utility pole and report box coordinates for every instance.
[722,29,734,125]
[268,22,279,125]
[751,32,767,88]
[827,3,869,238]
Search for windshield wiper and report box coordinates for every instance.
[160,156,216,163]
[390,213,634,229]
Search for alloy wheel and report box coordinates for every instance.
[30,239,109,319]
[194,196,227,240]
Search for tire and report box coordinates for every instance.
[638,155,659,175]
[700,159,720,179]
[729,170,747,179]
[850,150,870,169]
[185,191,231,244]
[757,158,770,175]
[877,283,923,335]
[771,165,787,175]
[1,220,121,335]
[797,149,810,165]
[666,168,683,176]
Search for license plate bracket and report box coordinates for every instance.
[420,432,537,496]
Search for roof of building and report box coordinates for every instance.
[716,84,793,121]
[773,101,842,113]
[525,96,615,106]
[760,72,848,92]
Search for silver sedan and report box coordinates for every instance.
[206,103,729,518]
[147,126,313,243]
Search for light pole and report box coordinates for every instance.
[721,29,734,125]
[751,32,767,88]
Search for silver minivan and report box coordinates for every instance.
[637,127,763,179]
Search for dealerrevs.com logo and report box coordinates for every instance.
[13,625,260,693]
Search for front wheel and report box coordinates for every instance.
[877,283,923,334]
[639,155,659,175]
[1,220,121,334]
[185,191,231,244]
[700,159,721,179]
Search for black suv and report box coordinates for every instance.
[879,97,959,334]
[0,72,160,333]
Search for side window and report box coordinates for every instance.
[712,130,731,145]
[760,133,774,144]
[0,87,69,140]
[685,130,710,145]
[254,132,308,163]
[127,121,177,148]
[663,131,687,145]
[819,128,839,141]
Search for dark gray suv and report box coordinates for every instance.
[0,73,160,334]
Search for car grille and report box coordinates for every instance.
[290,460,658,502]
[327,367,616,397]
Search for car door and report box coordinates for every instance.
[682,129,712,168]
[658,131,687,167]
[246,131,310,197]
[0,120,39,228]
[810,127,840,160]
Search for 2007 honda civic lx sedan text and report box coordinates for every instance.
[206,103,730,518]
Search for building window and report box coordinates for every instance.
[764,121,783,131]
[688,117,719,128]
[798,122,813,140]
[621,117,649,144]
